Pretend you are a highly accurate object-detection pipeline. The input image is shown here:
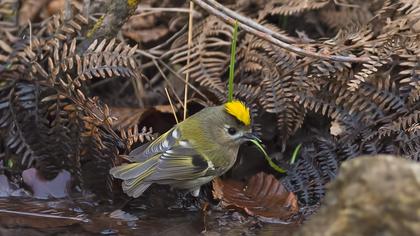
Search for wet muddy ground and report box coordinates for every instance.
[0,196,299,236]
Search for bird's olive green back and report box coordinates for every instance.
[178,105,238,168]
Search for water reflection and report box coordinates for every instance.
[0,197,299,235]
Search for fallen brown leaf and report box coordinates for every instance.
[123,25,169,44]
[122,10,169,43]
[46,0,65,15]
[18,0,50,25]
[124,14,157,29]
[47,0,83,16]
[213,172,299,223]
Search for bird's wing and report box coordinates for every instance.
[128,127,178,162]
[150,143,216,181]
[128,127,216,181]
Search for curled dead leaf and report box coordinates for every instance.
[212,172,299,223]
[123,25,169,44]
[122,12,169,43]
[18,0,50,25]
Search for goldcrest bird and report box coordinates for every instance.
[110,100,258,198]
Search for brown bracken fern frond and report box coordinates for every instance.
[0,10,146,198]
[164,0,420,211]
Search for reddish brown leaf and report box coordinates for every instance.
[47,0,65,15]
[47,0,83,16]
[18,0,51,25]
[212,172,299,222]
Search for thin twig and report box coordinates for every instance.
[334,0,360,8]
[193,0,370,63]
[157,60,210,102]
[202,0,296,44]
[64,0,73,21]
[280,36,384,77]
[149,24,188,53]
[83,0,90,20]
[131,76,145,107]
[28,20,32,50]
[184,1,194,120]
[135,48,208,104]
[136,7,201,17]
[0,209,90,223]
[135,49,158,59]
[165,87,179,124]
[152,59,185,109]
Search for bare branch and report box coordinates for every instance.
[193,0,370,63]
[86,0,140,40]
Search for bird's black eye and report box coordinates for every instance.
[227,127,237,135]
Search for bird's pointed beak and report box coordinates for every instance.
[243,132,261,142]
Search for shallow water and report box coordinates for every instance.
[0,197,299,235]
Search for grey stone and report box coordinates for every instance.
[297,155,420,236]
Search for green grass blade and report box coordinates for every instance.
[290,143,302,164]
[250,139,286,174]
[228,20,239,102]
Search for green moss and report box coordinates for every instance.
[87,15,105,38]
[7,159,13,168]
[127,0,140,9]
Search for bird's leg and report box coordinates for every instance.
[201,201,210,233]
[191,187,201,197]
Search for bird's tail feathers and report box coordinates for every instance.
[110,156,158,180]
[109,157,158,197]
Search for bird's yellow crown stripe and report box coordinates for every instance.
[224,100,251,126]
